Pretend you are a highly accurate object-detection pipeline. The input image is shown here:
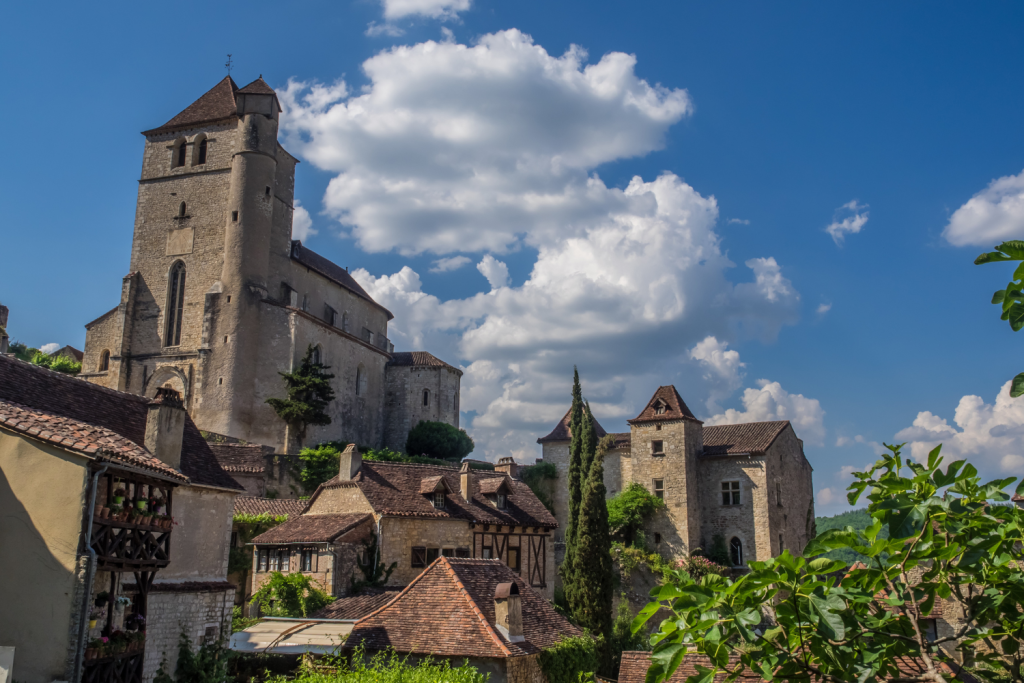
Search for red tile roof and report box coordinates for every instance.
[290,241,393,320]
[311,587,403,620]
[311,461,557,529]
[344,558,580,658]
[236,76,277,96]
[628,386,700,425]
[250,513,372,544]
[702,421,789,456]
[0,355,242,490]
[233,496,307,517]
[209,443,268,474]
[388,351,463,375]
[142,76,239,136]
[537,407,609,443]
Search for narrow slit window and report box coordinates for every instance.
[232,211,238,222]
[197,138,207,164]
[653,479,664,500]
[98,349,110,372]
[178,202,186,217]
[776,481,783,507]
[165,262,186,347]
[175,140,187,168]
[423,389,430,407]
[778,534,784,553]
[653,533,662,545]
[730,537,743,566]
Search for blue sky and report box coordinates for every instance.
[3,1,1024,515]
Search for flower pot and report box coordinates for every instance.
[136,500,147,511]
[89,619,97,629]
[101,507,110,518]
[113,496,124,506]
[86,648,96,660]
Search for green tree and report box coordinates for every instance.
[30,350,81,375]
[563,368,586,592]
[266,345,336,447]
[570,434,614,672]
[350,533,398,593]
[580,401,599,478]
[634,443,1024,683]
[250,571,334,618]
[607,482,666,546]
[976,240,1024,396]
[228,512,289,594]
[404,420,474,461]
[295,441,347,493]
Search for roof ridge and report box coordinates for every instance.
[365,460,460,472]
[440,557,513,656]
[350,555,449,628]
[706,419,790,427]
[0,355,152,404]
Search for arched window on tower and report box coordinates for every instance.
[355,364,367,396]
[98,350,110,372]
[195,135,208,165]
[174,138,188,168]
[423,389,430,407]
[165,261,186,347]
[311,345,321,365]
[178,202,187,218]
[730,537,743,567]
[342,312,349,333]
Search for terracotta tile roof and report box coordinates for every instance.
[537,407,609,443]
[344,558,580,658]
[311,587,404,620]
[610,432,631,449]
[142,76,239,136]
[251,513,372,544]
[628,386,700,425]
[387,351,463,375]
[702,421,789,456]
[236,76,277,96]
[418,475,448,494]
[233,497,307,517]
[0,355,242,490]
[477,476,512,495]
[209,443,267,474]
[312,461,557,529]
[617,652,979,683]
[290,241,393,320]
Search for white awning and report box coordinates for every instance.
[228,618,355,654]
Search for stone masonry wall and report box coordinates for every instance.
[382,365,462,453]
[540,442,570,543]
[142,588,234,683]
[305,484,375,516]
[380,517,474,586]
[764,426,815,557]
[80,309,121,389]
[697,454,768,563]
[506,654,547,683]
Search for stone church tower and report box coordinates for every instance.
[80,75,461,454]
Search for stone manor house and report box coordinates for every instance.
[538,385,816,572]
[78,75,461,454]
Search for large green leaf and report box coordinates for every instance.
[976,251,1014,265]
[1009,303,1024,332]
[809,594,846,640]
[1011,373,1024,398]
[993,289,1007,304]
[685,665,717,683]
[887,500,932,540]
[999,241,1024,259]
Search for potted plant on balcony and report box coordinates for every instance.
[95,591,109,608]
[89,605,103,629]
[112,486,125,505]
[136,499,148,512]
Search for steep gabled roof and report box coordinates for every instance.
[236,76,277,96]
[628,386,700,425]
[208,443,268,474]
[310,461,557,529]
[233,496,307,517]
[387,351,463,376]
[250,513,371,544]
[0,355,242,490]
[289,241,393,321]
[344,558,579,658]
[311,587,403,620]
[537,407,609,444]
[142,76,239,136]
[702,421,790,456]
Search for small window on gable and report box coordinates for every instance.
[653,479,664,500]
[654,399,667,415]
[432,490,446,509]
[197,137,207,165]
[722,481,741,506]
[98,349,110,372]
[423,389,430,407]
[652,440,664,456]
[730,537,743,566]
[411,546,427,568]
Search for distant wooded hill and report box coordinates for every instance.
[812,508,888,565]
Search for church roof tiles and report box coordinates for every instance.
[702,421,790,456]
[289,241,394,321]
[250,513,371,544]
[536,407,609,443]
[628,385,700,424]
[388,351,463,375]
[142,76,240,136]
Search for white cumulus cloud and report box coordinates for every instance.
[825,200,869,245]
[943,169,1024,247]
[817,302,832,316]
[476,255,510,290]
[39,343,60,355]
[291,199,317,241]
[381,0,470,20]
[430,256,471,273]
[705,379,826,446]
[817,487,837,506]
[690,336,745,413]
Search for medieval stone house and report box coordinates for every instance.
[0,354,242,683]
[538,385,815,571]
[77,75,461,455]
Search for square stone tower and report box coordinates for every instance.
[627,386,704,557]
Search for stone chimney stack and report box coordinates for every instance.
[339,443,362,481]
[460,461,473,501]
[145,388,186,470]
[494,582,524,642]
[0,304,9,355]
[495,456,518,478]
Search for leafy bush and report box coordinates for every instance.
[675,554,728,580]
[704,533,731,566]
[264,646,488,682]
[606,483,665,545]
[29,350,81,375]
[610,596,648,675]
[9,341,34,361]
[153,631,232,683]
[612,542,674,580]
[538,635,600,683]
[405,420,474,462]
[230,606,258,634]
[250,571,334,618]
[296,442,347,493]
[520,461,558,512]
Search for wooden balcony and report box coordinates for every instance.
[91,516,171,571]
[82,650,144,683]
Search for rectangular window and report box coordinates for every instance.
[722,481,741,506]
[651,440,664,456]
[257,549,268,572]
[269,550,279,571]
[362,327,375,344]
[921,619,938,643]
[653,533,662,544]
[425,548,440,564]
[230,531,238,548]
[279,549,290,572]
[411,546,427,568]
[778,534,784,552]
[653,479,664,500]
[432,491,446,509]
[482,546,493,559]
[301,295,309,312]
[776,481,783,507]
[300,549,314,572]
[325,305,337,327]
[507,547,520,572]
[442,548,455,558]
[496,493,507,509]
[456,547,471,558]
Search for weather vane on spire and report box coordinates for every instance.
[225,54,233,76]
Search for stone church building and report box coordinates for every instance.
[538,385,815,570]
[78,75,461,454]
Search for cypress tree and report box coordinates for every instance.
[562,368,585,589]
[572,434,614,667]
[580,401,599,480]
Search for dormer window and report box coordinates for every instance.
[432,491,446,509]
[496,493,507,510]
[654,399,667,415]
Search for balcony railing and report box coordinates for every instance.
[91,515,171,571]
[83,649,144,683]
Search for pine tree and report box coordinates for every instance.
[266,345,336,447]
[572,434,614,670]
[580,401,599,479]
[562,368,585,590]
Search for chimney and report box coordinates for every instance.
[495,456,518,478]
[460,461,473,501]
[145,388,186,470]
[339,443,362,480]
[0,304,8,355]
[494,582,524,642]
